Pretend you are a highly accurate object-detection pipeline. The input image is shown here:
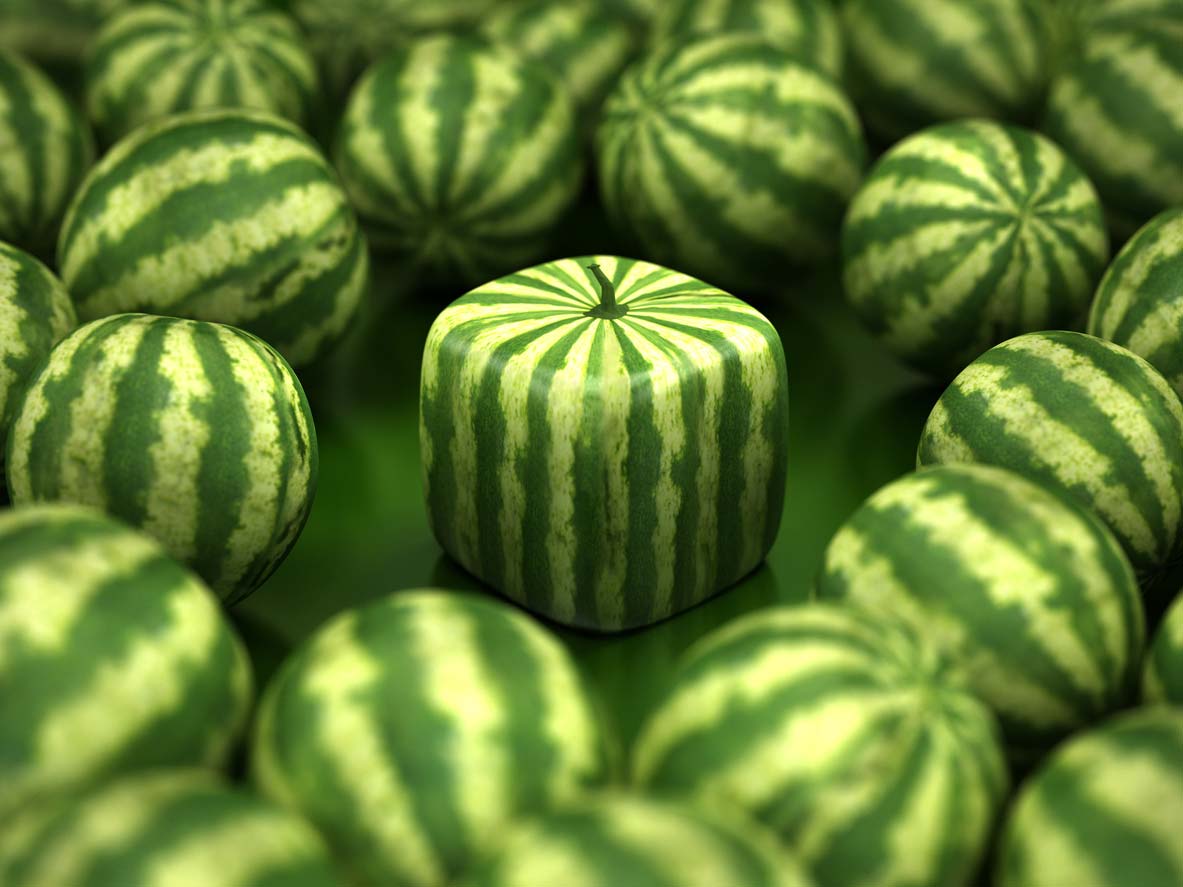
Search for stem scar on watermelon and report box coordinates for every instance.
[585,264,629,320]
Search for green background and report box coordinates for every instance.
[234,191,933,749]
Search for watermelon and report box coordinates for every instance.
[419,255,789,631]
[0,51,94,259]
[650,0,843,79]
[842,119,1109,377]
[251,589,611,887]
[85,0,320,145]
[334,33,583,288]
[480,0,643,120]
[1044,14,1183,237]
[1144,592,1183,704]
[56,108,369,368]
[841,0,1051,142]
[918,331,1183,576]
[0,505,252,819]
[456,793,813,887]
[1088,208,1183,398]
[994,707,1183,887]
[597,33,866,291]
[817,463,1144,758]
[0,769,339,886]
[632,603,1009,887]
[6,313,318,604]
[0,244,76,471]
[0,0,127,87]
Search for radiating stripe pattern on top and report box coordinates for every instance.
[0,771,339,887]
[1144,593,1183,704]
[0,506,252,819]
[85,0,320,145]
[0,50,94,258]
[1089,208,1183,398]
[457,794,812,887]
[596,33,866,292]
[419,256,789,632]
[1045,19,1183,236]
[651,0,844,79]
[251,590,610,887]
[631,604,1008,887]
[56,108,369,368]
[817,463,1144,758]
[842,120,1108,377]
[334,33,583,286]
[6,314,318,604]
[0,244,76,447]
[995,708,1183,887]
[918,331,1183,576]
[841,0,1050,140]
[481,0,643,118]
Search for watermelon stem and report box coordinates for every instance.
[586,263,628,320]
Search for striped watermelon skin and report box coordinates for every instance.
[994,707,1183,887]
[457,794,813,887]
[0,506,252,820]
[56,108,369,368]
[0,51,94,259]
[0,244,76,457]
[251,589,611,887]
[334,33,582,287]
[0,770,339,887]
[85,0,320,145]
[419,256,789,631]
[481,0,642,119]
[6,313,318,604]
[841,0,1051,142]
[842,120,1109,377]
[918,331,1183,576]
[632,603,1009,887]
[1144,592,1183,704]
[597,33,866,290]
[1088,208,1183,397]
[651,0,844,79]
[1044,18,1183,237]
[817,463,1144,758]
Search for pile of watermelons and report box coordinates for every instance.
[1,0,1182,885]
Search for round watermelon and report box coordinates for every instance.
[0,51,94,259]
[56,108,368,367]
[0,243,76,471]
[632,603,1008,887]
[1088,208,1183,398]
[1144,592,1183,704]
[842,119,1109,377]
[1044,15,1183,236]
[0,770,339,887]
[0,505,252,819]
[651,0,842,78]
[597,33,866,291]
[85,0,320,145]
[420,255,789,632]
[841,0,1051,142]
[817,463,1144,758]
[918,331,1183,576]
[456,793,813,887]
[994,707,1183,887]
[6,313,318,604]
[481,0,642,120]
[251,589,612,887]
[335,33,582,288]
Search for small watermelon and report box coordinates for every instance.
[85,0,320,145]
[6,313,318,603]
[0,505,252,818]
[251,589,612,887]
[918,331,1183,576]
